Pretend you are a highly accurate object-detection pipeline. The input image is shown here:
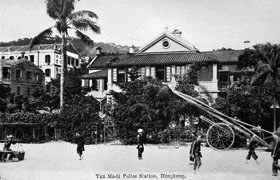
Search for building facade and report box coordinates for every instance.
[0,43,81,84]
[82,30,221,102]
[0,59,45,96]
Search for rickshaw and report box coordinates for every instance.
[169,86,274,150]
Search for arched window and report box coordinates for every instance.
[26,71,32,80]
[45,55,51,64]
[45,69,51,77]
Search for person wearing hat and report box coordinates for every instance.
[75,132,85,160]
[137,129,144,160]
[3,135,15,160]
[271,130,280,176]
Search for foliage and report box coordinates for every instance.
[109,79,178,144]
[59,95,101,143]
[236,43,280,131]
[213,83,274,132]
[0,84,10,112]
[108,63,206,144]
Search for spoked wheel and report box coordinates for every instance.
[206,123,235,150]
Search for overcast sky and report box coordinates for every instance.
[0,0,280,51]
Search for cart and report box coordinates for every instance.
[169,86,274,150]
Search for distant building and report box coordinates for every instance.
[82,30,220,102]
[0,58,45,96]
[0,43,81,84]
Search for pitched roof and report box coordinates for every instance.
[139,30,198,53]
[108,52,216,67]
[0,43,80,56]
[87,54,132,69]
[1,58,44,72]
[81,70,108,79]
[202,50,244,63]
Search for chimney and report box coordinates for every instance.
[128,45,135,54]
[21,52,25,58]
[172,29,182,37]
[54,43,57,50]
[96,47,102,56]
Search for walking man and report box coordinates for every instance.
[190,135,202,173]
[75,132,85,160]
[272,131,280,176]
[137,129,144,160]
[246,135,259,164]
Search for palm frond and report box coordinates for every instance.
[69,10,98,19]
[29,27,53,50]
[250,63,273,85]
[46,0,75,20]
[75,30,94,46]
[72,18,100,34]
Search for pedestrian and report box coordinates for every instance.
[137,129,144,160]
[190,135,202,174]
[271,131,280,176]
[3,135,15,161]
[189,133,196,164]
[75,132,85,160]
[246,134,259,164]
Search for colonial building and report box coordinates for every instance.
[202,50,245,92]
[0,58,45,96]
[82,30,220,102]
[0,43,81,84]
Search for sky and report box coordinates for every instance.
[0,0,280,51]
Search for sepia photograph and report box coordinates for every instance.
[0,0,280,179]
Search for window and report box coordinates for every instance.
[9,56,14,60]
[27,87,30,96]
[25,56,28,60]
[84,79,89,87]
[45,69,51,77]
[30,55,34,63]
[104,78,108,90]
[35,73,40,81]
[1,56,5,59]
[162,39,170,48]
[67,56,71,65]
[117,69,126,82]
[45,55,51,64]
[3,67,11,79]
[156,66,165,81]
[26,71,32,80]
[76,59,79,66]
[16,70,22,79]
[71,58,74,65]
[17,87,21,95]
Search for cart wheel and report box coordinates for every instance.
[206,123,235,150]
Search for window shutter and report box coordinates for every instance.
[151,67,155,78]
[113,68,117,82]
[166,66,171,81]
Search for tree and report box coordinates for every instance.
[30,0,100,109]
[238,43,280,131]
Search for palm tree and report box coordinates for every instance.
[248,43,280,131]
[30,0,100,109]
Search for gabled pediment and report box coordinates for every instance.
[139,30,198,53]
